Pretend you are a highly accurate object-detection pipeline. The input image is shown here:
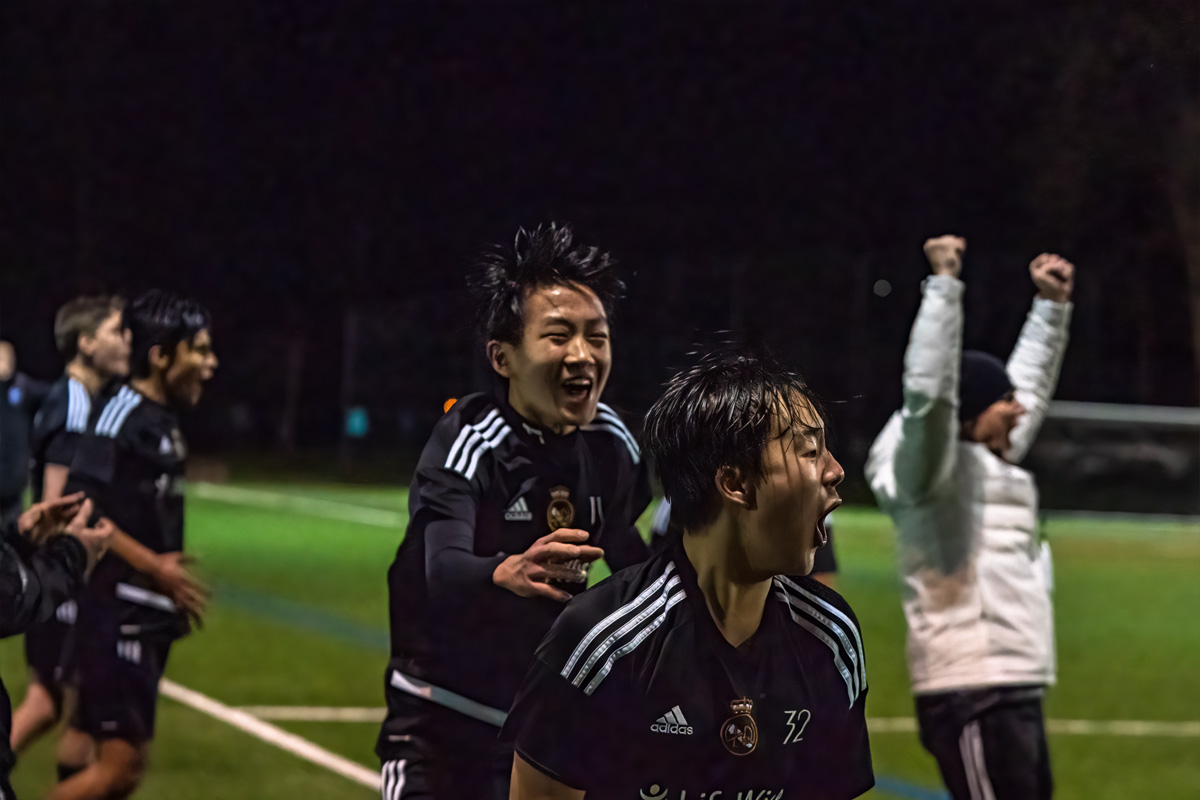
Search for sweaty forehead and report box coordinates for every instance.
[773,391,824,439]
[524,283,607,326]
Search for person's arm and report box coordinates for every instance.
[417,404,603,606]
[65,426,207,622]
[1005,254,1074,464]
[1,497,112,636]
[511,754,585,800]
[889,236,968,502]
[41,464,70,502]
[503,586,626,797]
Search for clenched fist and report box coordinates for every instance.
[923,236,967,278]
[1030,253,1074,303]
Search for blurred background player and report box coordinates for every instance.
[651,497,840,587]
[376,224,651,800]
[51,290,216,800]
[866,236,1073,800]
[0,494,113,800]
[0,341,50,528]
[11,296,131,785]
[506,348,872,799]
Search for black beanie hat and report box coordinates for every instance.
[959,350,1013,421]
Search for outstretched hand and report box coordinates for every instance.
[493,529,605,603]
[18,492,87,545]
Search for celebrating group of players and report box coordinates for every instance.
[0,291,215,799]
[374,225,1073,800]
[0,222,1073,800]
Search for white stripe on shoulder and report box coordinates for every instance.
[97,387,142,438]
[66,379,91,433]
[584,581,686,696]
[561,560,678,681]
[462,423,511,481]
[583,405,641,463]
[444,407,500,471]
[774,587,858,706]
[776,575,866,687]
[570,571,684,691]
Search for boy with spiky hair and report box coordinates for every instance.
[377,224,651,799]
[11,295,130,782]
[506,348,873,799]
[51,290,217,800]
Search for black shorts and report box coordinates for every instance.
[916,685,1053,800]
[376,669,510,800]
[24,600,79,710]
[73,630,172,744]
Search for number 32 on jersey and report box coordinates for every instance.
[782,709,811,745]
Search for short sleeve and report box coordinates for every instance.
[65,433,118,520]
[504,632,626,790]
[816,687,874,799]
[43,428,82,469]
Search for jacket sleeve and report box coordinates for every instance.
[0,533,88,638]
[1005,298,1072,464]
[870,275,965,504]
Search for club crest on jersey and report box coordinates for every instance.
[547,486,574,531]
[721,697,758,756]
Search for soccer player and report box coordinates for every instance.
[865,236,1073,800]
[49,290,217,800]
[506,349,874,800]
[651,497,840,587]
[11,296,130,779]
[0,493,113,799]
[376,224,651,799]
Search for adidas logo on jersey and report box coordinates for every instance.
[504,496,533,522]
[650,705,693,735]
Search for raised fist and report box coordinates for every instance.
[923,236,967,278]
[1030,253,1074,303]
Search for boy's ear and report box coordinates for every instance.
[715,465,756,511]
[487,340,511,379]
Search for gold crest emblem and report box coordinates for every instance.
[720,697,758,756]
[547,486,575,531]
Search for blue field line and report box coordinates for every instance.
[873,777,950,800]
[217,582,949,800]
[216,582,390,652]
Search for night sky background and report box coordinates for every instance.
[2,1,1197,481]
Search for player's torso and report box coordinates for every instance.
[97,388,188,553]
[473,429,617,566]
[601,605,854,798]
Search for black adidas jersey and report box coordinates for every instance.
[65,383,189,632]
[386,392,652,714]
[505,540,874,800]
[28,376,91,502]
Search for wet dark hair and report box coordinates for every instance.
[126,290,211,379]
[470,222,625,344]
[642,346,826,532]
[53,295,124,361]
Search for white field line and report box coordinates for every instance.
[235,705,1200,738]
[160,679,380,792]
[239,706,386,723]
[190,482,404,528]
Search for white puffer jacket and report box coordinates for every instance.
[866,275,1071,695]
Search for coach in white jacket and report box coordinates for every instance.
[866,235,1073,800]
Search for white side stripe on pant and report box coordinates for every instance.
[381,759,407,800]
[959,720,996,800]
